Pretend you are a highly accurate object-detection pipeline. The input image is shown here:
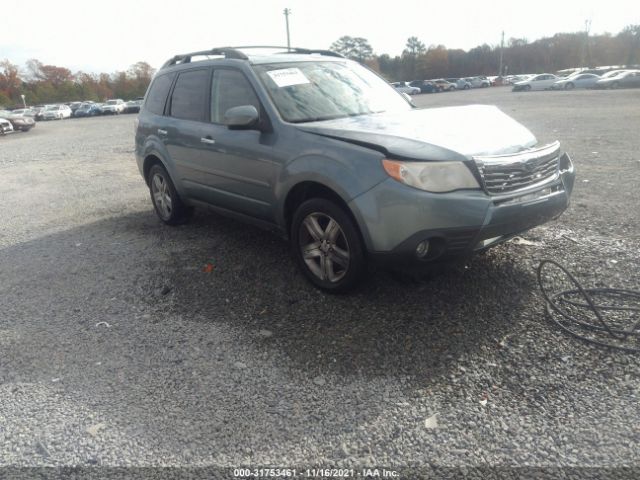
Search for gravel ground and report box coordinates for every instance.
[1,88,639,479]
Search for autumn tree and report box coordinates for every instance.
[0,60,21,102]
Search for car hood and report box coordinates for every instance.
[297,105,537,160]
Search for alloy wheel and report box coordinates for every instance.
[151,173,173,220]
[298,212,350,283]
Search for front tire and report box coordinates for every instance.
[291,198,366,292]
[148,164,192,225]
[565,82,574,90]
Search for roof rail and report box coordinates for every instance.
[161,46,344,68]
[161,47,248,68]
[231,46,344,58]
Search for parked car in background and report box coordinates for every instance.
[124,99,143,113]
[465,76,491,88]
[595,70,640,89]
[597,69,629,80]
[551,73,600,90]
[432,79,456,91]
[391,82,421,95]
[0,117,14,135]
[448,78,471,89]
[42,104,72,120]
[512,74,559,91]
[101,99,126,114]
[69,102,84,117]
[33,105,51,121]
[0,110,36,131]
[74,102,103,117]
[11,108,36,117]
[409,80,438,93]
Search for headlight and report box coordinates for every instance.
[382,159,480,193]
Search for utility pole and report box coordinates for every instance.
[499,31,505,77]
[584,18,592,66]
[283,8,291,50]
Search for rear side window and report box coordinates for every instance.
[210,69,261,124]
[145,73,175,115]
[170,69,210,122]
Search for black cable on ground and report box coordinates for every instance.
[537,259,640,353]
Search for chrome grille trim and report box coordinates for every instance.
[473,141,561,195]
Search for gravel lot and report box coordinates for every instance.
[1,88,639,478]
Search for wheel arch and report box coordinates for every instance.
[282,181,369,251]
[142,153,165,186]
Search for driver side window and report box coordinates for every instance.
[210,69,261,124]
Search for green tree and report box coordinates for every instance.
[330,36,373,63]
[404,36,426,56]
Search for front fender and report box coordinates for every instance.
[274,149,389,236]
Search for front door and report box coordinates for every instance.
[184,68,277,222]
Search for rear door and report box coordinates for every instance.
[163,68,212,190]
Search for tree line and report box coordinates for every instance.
[331,25,640,81]
[0,59,155,108]
[2,24,639,106]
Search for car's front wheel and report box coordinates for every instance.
[148,164,192,225]
[291,198,366,292]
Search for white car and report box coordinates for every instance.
[101,99,126,114]
[391,82,421,95]
[512,73,559,91]
[0,117,14,135]
[464,76,491,88]
[43,104,72,120]
[551,73,600,90]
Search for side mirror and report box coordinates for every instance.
[223,105,259,129]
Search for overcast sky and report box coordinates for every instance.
[2,0,636,73]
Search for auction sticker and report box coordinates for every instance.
[267,68,311,87]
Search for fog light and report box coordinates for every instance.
[416,240,430,258]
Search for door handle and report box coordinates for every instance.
[157,129,168,136]
[200,137,216,145]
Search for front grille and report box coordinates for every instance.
[473,142,560,195]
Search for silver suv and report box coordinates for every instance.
[135,46,575,292]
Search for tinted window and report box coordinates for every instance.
[210,69,260,124]
[146,73,175,115]
[170,69,209,121]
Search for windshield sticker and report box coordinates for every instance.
[266,68,311,87]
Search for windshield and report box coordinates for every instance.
[253,61,411,123]
[46,105,58,110]
[106,100,118,105]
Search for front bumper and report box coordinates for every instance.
[349,154,575,266]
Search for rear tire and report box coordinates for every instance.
[565,82,574,90]
[290,198,366,293]
[148,164,192,225]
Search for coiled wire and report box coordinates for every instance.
[537,259,640,353]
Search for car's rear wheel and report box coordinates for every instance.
[148,164,192,225]
[524,85,532,91]
[565,82,574,90]
[291,198,365,292]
